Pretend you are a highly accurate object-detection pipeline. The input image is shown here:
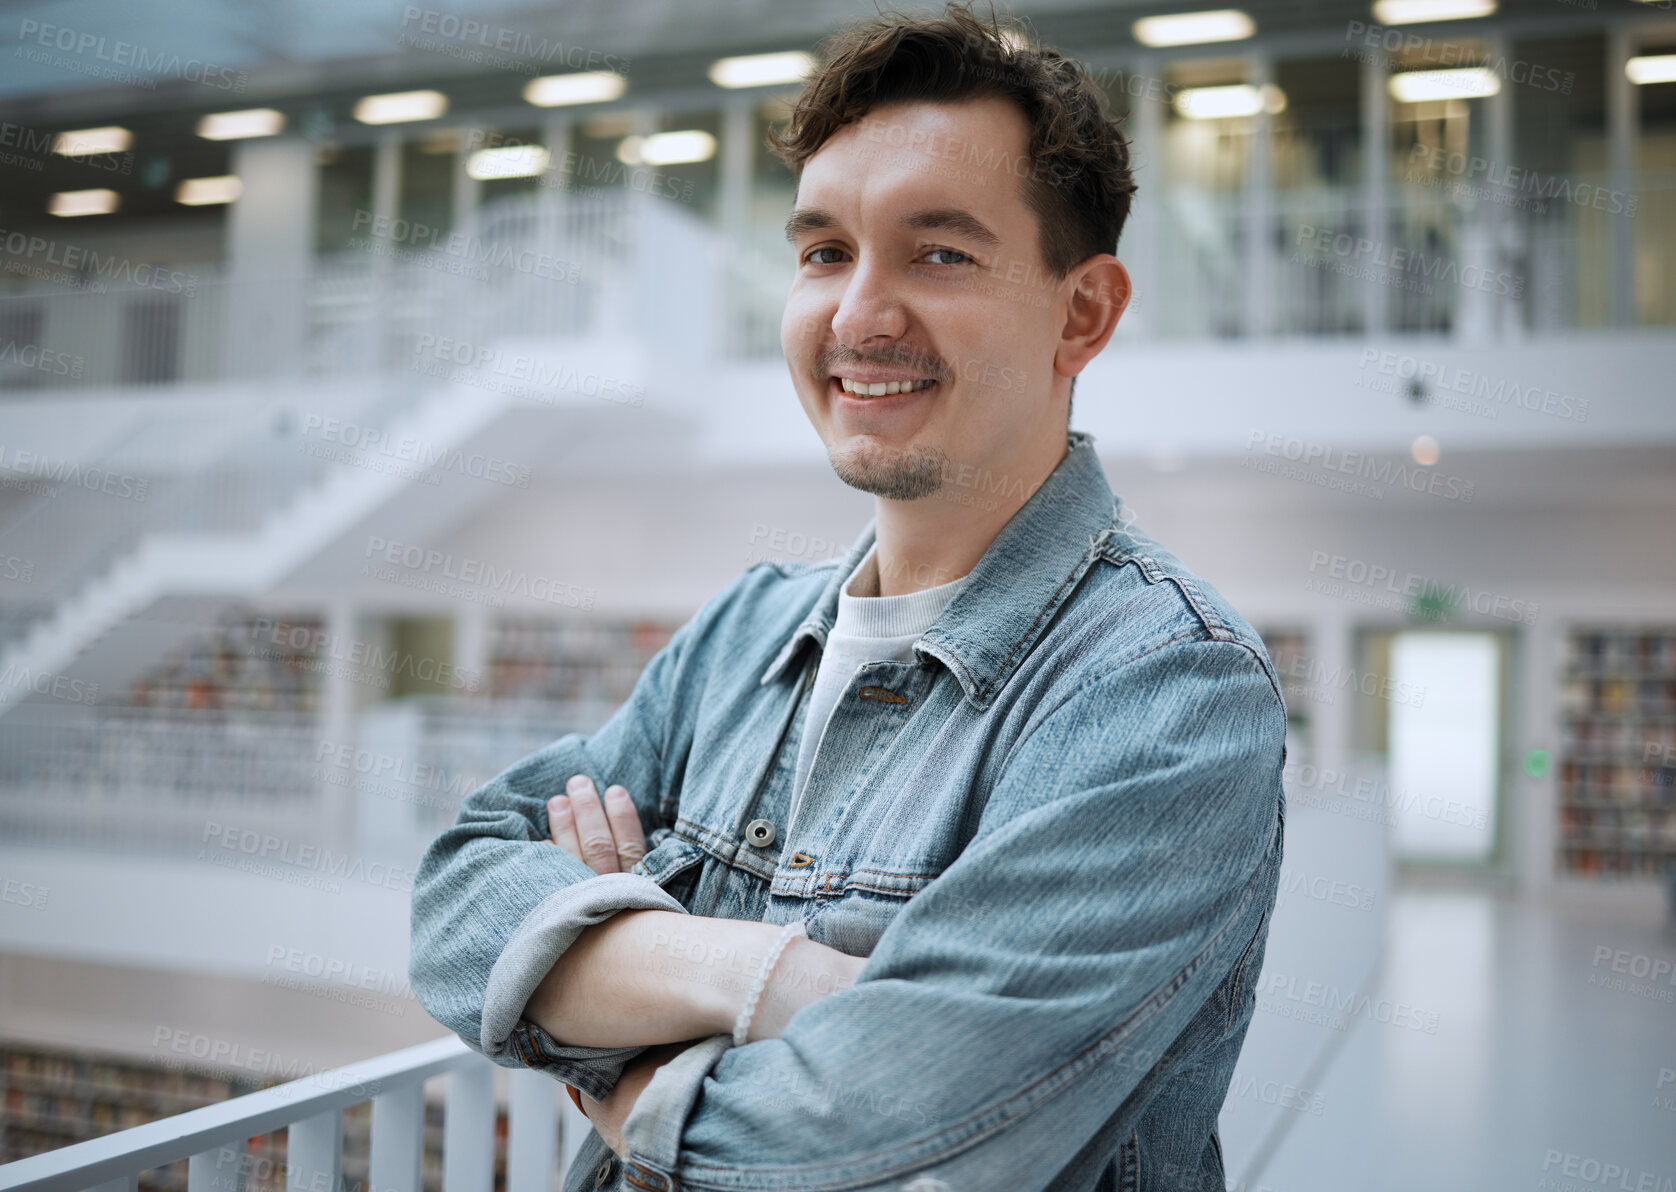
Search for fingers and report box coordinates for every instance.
[561,775,621,874]
[602,784,647,872]
[546,792,583,861]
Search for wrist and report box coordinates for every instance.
[698,918,784,1036]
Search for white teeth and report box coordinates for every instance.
[839,377,932,397]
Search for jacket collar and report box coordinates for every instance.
[759,430,1121,710]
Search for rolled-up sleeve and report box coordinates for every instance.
[408,616,698,1099]
[615,639,1287,1191]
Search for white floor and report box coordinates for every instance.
[1246,887,1676,1191]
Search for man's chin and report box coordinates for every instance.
[828,440,947,501]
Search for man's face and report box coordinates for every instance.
[782,98,1076,502]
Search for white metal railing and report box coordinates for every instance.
[0,1037,590,1192]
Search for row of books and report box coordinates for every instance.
[1566,631,1676,675]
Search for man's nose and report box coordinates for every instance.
[830,259,908,349]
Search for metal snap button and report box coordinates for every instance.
[744,818,776,847]
[592,1156,615,1187]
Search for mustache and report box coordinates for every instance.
[816,344,952,382]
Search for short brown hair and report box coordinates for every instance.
[768,1,1136,280]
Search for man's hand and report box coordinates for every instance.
[547,775,646,873]
[576,1041,692,1159]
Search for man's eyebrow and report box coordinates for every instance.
[784,208,835,243]
[783,206,1004,249]
[902,207,1002,249]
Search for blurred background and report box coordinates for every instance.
[0,0,1673,1189]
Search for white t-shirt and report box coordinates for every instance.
[791,544,968,805]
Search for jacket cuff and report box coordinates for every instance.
[619,1033,734,1179]
[482,870,689,1093]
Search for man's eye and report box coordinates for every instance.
[924,248,972,266]
[804,247,845,265]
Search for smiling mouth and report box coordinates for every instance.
[835,377,938,397]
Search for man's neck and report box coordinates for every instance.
[871,436,1069,597]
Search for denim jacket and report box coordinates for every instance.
[409,430,1287,1192]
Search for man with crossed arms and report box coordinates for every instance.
[410,7,1286,1190]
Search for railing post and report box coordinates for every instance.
[369,1084,425,1192]
[506,1071,558,1192]
[287,1110,343,1192]
[1360,46,1391,337]
[442,1062,494,1192]
[187,1138,246,1192]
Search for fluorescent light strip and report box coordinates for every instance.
[50,189,120,217]
[1626,55,1676,85]
[616,130,717,166]
[1173,83,1284,119]
[354,90,448,125]
[1388,67,1499,102]
[1372,0,1495,23]
[198,109,285,140]
[708,51,815,89]
[467,145,552,180]
[1133,10,1254,48]
[524,71,626,107]
[53,126,131,156]
[176,176,242,205]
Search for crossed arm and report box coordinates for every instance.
[527,774,866,1156]
[414,636,1285,1189]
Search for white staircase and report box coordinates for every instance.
[0,188,719,717]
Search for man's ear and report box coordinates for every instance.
[1054,256,1130,381]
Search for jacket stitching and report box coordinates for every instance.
[975,550,1092,702]
[840,877,934,896]
[1000,629,1207,766]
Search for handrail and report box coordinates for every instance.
[0,1037,486,1192]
